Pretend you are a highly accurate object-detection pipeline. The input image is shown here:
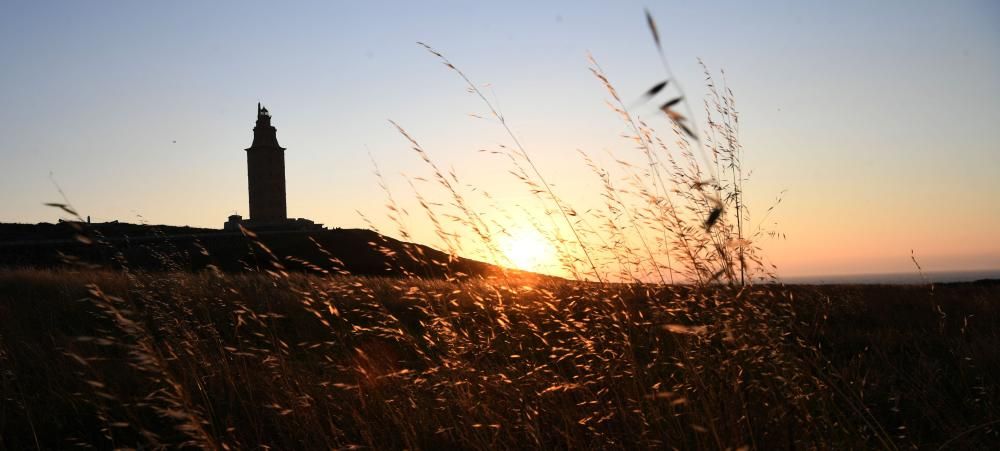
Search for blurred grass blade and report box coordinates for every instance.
[44,202,79,217]
[705,206,723,230]
[659,97,683,111]
[645,8,661,51]
[679,122,698,141]
[643,80,668,98]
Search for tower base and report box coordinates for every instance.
[224,215,323,232]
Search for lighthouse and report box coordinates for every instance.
[246,103,288,222]
[224,104,321,231]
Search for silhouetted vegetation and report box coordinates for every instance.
[0,222,532,280]
[1,269,997,449]
[1,9,995,450]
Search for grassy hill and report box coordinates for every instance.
[0,221,534,280]
[1,268,997,449]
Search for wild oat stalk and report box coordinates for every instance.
[636,9,745,285]
[416,42,604,284]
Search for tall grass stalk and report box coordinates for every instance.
[416,42,604,284]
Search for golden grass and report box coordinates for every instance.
[1,269,997,449]
[4,11,995,450]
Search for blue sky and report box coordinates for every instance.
[1,0,998,276]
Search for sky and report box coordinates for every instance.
[1,0,998,278]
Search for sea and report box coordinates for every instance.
[780,269,1000,285]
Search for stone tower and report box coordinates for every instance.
[245,103,287,222]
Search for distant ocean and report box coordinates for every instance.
[780,269,1000,285]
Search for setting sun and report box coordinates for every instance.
[498,228,556,272]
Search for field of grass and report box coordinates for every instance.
[2,11,996,450]
[1,268,996,449]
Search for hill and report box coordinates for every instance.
[0,221,536,280]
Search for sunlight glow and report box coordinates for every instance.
[498,228,555,272]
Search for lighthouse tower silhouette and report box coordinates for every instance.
[224,103,320,231]
[246,103,287,222]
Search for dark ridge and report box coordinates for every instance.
[937,278,1000,286]
[0,222,538,280]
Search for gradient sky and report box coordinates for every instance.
[1,0,998,277]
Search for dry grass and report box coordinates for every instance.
[2,11,996,450]
[375,12,780,287]
[1,269,997,449]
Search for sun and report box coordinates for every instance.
[498,228,556,272]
